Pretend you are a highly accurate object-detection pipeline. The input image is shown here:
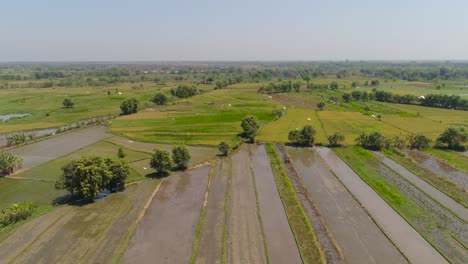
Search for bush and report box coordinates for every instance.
[436,127,468,150]
[407,134,431,149]
[63,98,74,108]
[170,84,198,98]
[218,141,229,156]
[355,131,386,150]
[172,144,191,169]
[117,148,126,159]
[288,125,316,146]
[241,115,260,142]
[152,92,168,105]
[150,148,173,175]
[55,156,129,202]
[317,101,325,110]
[327,131,345,146]
[0,150,23,177]
[0,202,36,227]
[120,98,139,115]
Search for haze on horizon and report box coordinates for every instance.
[1,0,468,62]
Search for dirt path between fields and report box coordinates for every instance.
[10,126,109,169]
[252,145,302,264]
[404,149,468,189]
[121,166,211,264]
[287,147,408,264]
[196,160,229,264]
[316,147,447,264]
[227,145,267,264]
[374,151,468,221]
[276,145,343,264]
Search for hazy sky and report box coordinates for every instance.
[1,0,468,61]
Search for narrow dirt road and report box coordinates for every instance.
[10,126,109,169]
[227,145,267,264]
[374,151,468,221]
[252,145,302,264]
[287,147,408,264]
[196,160,230,264]
[122,166,211,264]
[316,147,447,264]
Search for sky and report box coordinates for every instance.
[1,0,468,61]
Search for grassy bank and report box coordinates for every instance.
[382,148,467,207]
[265,144,325,264]
[424,148,468,174]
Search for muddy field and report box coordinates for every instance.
[0,179,158,264]
[287,147,408,264]
[122,166,211,264]
[405,149,468,189]
[251,145,302,264]
[315,147,447,264]
[374,152,468,220]
[10,126,109,169]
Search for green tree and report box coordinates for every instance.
[241,115,260,142]
[63,98,74,108]
[152,92,168,105]
[436,127,468,149]
[117,147,126,159]
[317,101,325,110]
[218,141,230,156]
[120,98,139,115]
[172,144,191,169]
[150,148,173,174]
[0,150,23,177]
[328,131,345,146]
[407,134,432,149]
[342,93,352,102]
[288,125,316,146]
[355,132,386,150]
[55,156,129,202]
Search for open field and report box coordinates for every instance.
[333,147,466,264]
[318,147,448,264]
[0,179,159,264]
[122,166,211,263]
[287,147,408,264]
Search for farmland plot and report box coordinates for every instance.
[287,147,408,264]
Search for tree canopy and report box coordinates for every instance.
[120,98,139,115]
[150,148,173,175]
[172,144,191,169]
[288,125,316,146]
[152,92,168,105]
[241,115,260,142]
[63,98,74,108]
[436,127,468,150]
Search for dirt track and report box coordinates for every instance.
[196,160,229,264]
[10,126,109,169]
[252,145,302,264]
[374,151,468,221]
[227,145,267,264]
[122,166,211,264]
[287,147,408,264]
[316,147,447,264]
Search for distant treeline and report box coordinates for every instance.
[343,90,468,110]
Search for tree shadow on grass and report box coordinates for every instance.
[52,194,91,207]
[145,171,170,179]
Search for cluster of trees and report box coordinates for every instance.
[120,98,139,115]
[420,94,468,110]
[288,125,316,146]
[0,150,23,176]
[170,84,198,98]
[0,202,36,227]
[257,81,301,94]
[55,156,130,202]
[150,145,191,175]
[33,71,65,79]
[436,127,468,149]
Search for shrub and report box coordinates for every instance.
[407,134,432,149]
[172,144,191,169]
[117,147,126,159]
[120,98,139,115]
[0,202,36,227]
[317,101,325,110]
[152,92,168,105]
[436,127,468,150]
[0,150,23,177]
[328,131,345,146]
[63,98,74,108]
[355,131,386,150]
[218,141,230,156]
[170,84,198,98]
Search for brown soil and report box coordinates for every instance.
[227,145,267,264]
[276,144,343,264]
[252,145,302,264]
[122,166,211,264]
[287,147,408,264]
